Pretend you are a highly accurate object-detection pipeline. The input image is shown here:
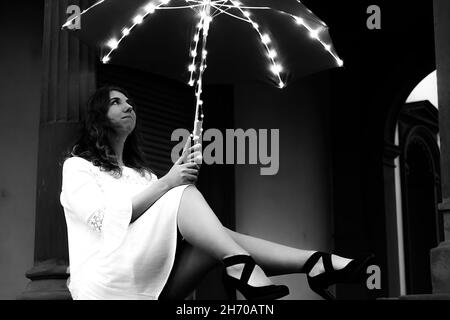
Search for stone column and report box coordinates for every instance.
[430,0,450,294]
[18,0,96,299]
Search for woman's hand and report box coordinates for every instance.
[161,138,203,189]
[161,160,199,189]
[186,140,203,166]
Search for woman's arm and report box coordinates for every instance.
[130,178,171,223]
[130,142,202,223]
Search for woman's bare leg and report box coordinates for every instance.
[177,185,273,287]
[224,228,352,277]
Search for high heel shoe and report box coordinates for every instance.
[301,252,375,300]
[222,254,290,300]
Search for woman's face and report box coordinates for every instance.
[106,90,136,136]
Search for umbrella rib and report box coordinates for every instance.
[101,1,189,63]
[209,3,251,22]
[208,1,284,87]
[157,4,204,10]
[62,0,106,29]
[278,11,343,66]
[187,15,205,86]
[231,3,285,87]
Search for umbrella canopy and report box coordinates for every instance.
[66,0,342,87]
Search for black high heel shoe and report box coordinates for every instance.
[301,252,375,300]
[222,255,290,300]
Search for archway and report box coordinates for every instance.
[383,67,443,296]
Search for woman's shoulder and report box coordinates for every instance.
[62,156,95,171]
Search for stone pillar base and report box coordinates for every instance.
[17,259,71,300]
[430,240,450,294]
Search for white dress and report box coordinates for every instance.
[60,156,190,300]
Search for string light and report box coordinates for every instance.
[90,0,343,127]
[144,4,156,14]
[271,64,283,75]
[261,34,271,44]
[76,0,343,149]
[268,49,277,59]
[107,39,119,49]
[291,14,343,67]
[309,29,320,40]
[133,15,144,24]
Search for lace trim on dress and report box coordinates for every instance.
[89,165,153,186]
[87,209,105,233]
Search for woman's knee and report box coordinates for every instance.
[180,184,203,202]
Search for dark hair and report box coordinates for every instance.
[67,85,153,178]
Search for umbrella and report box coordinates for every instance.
[63,0,343,140]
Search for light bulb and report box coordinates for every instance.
[188,64,196,72]
[145,4,156,14]
[337,59,344,67]
[310,29,320,39]
[271,64,283,74]
[122,28,130,36]
[295,17,304,25]
[243,11,250,18]
[261,34,271,44]
[107,39,119,49]
[268,50,277,59]
[252,22,259,29]
[133,15,144,24]
[102,56,110,63]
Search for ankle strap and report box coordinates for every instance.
[223,254,255,284]
[301,252,335,274]
[301,251,323,274]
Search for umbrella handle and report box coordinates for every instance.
[189,119,203,182]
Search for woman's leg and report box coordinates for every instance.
[223,228,352,277]
[159,241,219,300]
[177,185,273,287]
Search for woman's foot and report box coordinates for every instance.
[222,254,290,300]
[307,253,353,277]
[226,262,273,287]
[301,251,375,300]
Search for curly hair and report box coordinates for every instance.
[68,85,153,178]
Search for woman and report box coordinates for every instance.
[60,85,373,300]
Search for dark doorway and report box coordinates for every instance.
[399,101,443,294]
